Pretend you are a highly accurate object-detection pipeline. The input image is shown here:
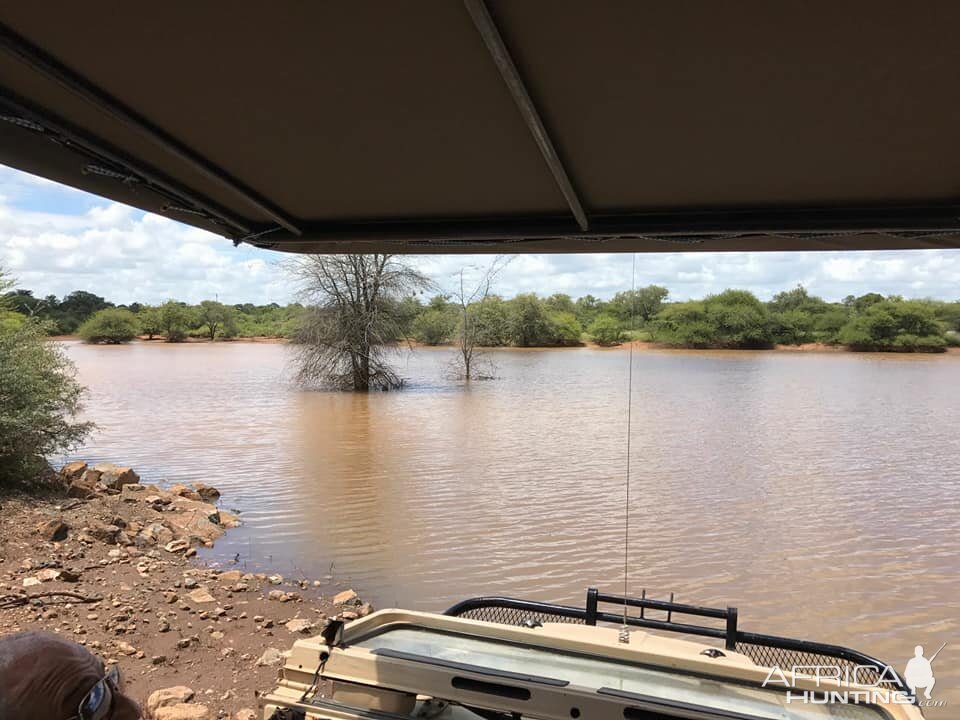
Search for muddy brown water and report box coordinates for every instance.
[62,341,960,709]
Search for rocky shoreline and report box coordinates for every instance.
[0,462,372,719]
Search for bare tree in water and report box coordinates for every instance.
[450,256,511,381]
[292,255,432,391]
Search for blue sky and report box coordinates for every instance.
[2,164,959,305]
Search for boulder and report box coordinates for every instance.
[217,570,242,584]
[169,484,202,501]
[154,704,210,720]
[163,539,191,554]
[193,483,221,501]
[36,519,69,542]
[36,568,61,583]
[188,587,216,604]
[80,468,103,486]
[256,648,284,667]
[285,618,316,634]
[92,463,140,490]
[234,710,257,720]
[87,523,121,544]
[60,461,87,483]
[145,686,194,716]
[333,589,360,606]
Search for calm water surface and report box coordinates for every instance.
[64,341,960,706]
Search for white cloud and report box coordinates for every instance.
[2,165,959,305]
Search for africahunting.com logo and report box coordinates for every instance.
[761,642,947,708]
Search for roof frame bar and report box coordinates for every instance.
[464,0,590,232]
[0,22,302,236]
[0,89,254,236]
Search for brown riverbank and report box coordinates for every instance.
[0,464,371,719]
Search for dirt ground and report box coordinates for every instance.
[0,463,370,719]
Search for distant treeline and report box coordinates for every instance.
[4,285,960,352]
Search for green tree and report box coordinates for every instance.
[198,300,237,340]
[1,267,93,484]
[609,286,669,327]
[52,290,114,333]
[137,306,164,340]
[411,309,456,345]
[653,290,773,348]
[574,294,604,327]
[544,293,576,315]
[588,313,624,345]
[838,300,946,352]
[508,294,555,346]
[159,300,195,342]
[77,308,139,344]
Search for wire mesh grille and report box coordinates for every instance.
[734,643,896,688]
[454,605,586,626]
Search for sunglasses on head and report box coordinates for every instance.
[68,664,120,720]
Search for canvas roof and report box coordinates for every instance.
[2,1,959,254]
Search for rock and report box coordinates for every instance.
[66,481,96,499]
[218,570,242,584]
[36,519,69,542]
[193,483,221,501]
[234,710,256,720]
[140,523,175,546]
[145,494,172,506]
[80,468,103,486]
[93,463,140,490]
[218,511,241,529]
[183,577,198,589]
[256,647,284,666]
[59,568,81,582]
[164,539,191,554]
[188,587,216,604]
[154,704,210,720]
[146,686,195,716]
[87,523,121,544]
[339,610,359,621]
[267,590,298,603]
[267,574,283,585]
[36,568,61,583]
[169,484,202,501]
[333,589,359,606]
[357,602,374,617]
[152,655,167,665]
[117,641,137,656]
[22,576,41,587]
[285,618,315,634]
[60,461,88,482]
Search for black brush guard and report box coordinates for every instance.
[445,588,910,694]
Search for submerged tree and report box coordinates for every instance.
[292,255,432,391]
[450,257,511,380]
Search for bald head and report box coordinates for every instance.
[0,631,140,720]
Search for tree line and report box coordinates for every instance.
[4,290,307,343]
[4,279,959,354]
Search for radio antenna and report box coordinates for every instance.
[620,253,638,643]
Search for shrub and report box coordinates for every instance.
[159,300,196,342]
[588,314,625,345]
[411,308,455,345]
[838,300,946,352]
[0,320,94,484]
[548,312,583,346]
[78,308,139,344]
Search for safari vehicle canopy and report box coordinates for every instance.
[2,1,960,255]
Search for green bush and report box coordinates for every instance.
[838,300,946,352]
[0,320,93,484]
[411,308,455,345]
[159,300,196,342]
[588,314,625,345]
[653,291,773,349]
[548,311,583,346]
[78,308,139,344]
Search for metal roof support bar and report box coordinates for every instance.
[463,0,590,232]
[0,90,253,236]
[0,22,302,236]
